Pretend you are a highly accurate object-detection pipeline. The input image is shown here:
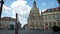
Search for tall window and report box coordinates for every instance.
[0,23,1,26]
[49,23,52,26]
[58,23,60,26]
[53,23,56,26]
[45,23,48,26]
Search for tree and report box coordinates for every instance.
[10,25,14,30]
[52,26,59,32]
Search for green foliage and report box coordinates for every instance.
[10,25,14,30]
[52,26,60,32]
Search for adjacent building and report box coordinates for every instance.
[43,6,60,31]
[0,17,21,30]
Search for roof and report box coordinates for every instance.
[0,17,16,21]
[44,6,60,13]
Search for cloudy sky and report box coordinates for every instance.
[1,0,59,27]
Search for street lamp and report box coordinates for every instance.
[57,0,60,5]
[0,0,4,19]
[15,13,18,34]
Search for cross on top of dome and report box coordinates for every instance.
[33,0,36,7]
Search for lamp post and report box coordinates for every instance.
[15,13,18,34]
[57,0,60,5]
[0,0,4,19]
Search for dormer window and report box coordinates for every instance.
[52,9,54,11]
[48,10,50,12]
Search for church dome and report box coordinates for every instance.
[30,0,40,14]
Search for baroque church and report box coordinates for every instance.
[27,0,44,30]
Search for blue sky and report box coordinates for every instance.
[2,0,59,27]
[4,0,59,10]
[26,0,59,10]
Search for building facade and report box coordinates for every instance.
[43,6,60,31]
[27,0,44,30]
[0,17,21,30]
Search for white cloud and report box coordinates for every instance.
[16,0,23,1]
[18,16,27,27]
[42,3,46,6]
[42,9,46,12]
[3,5,11,12]
[2,5,12,17]
[10,0,31,27]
